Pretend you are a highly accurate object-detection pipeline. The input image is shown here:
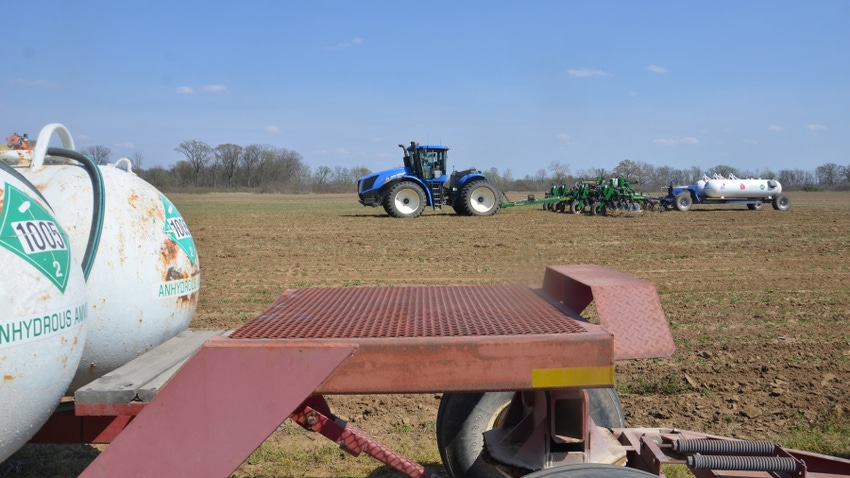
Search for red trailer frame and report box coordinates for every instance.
[29,265,850,477]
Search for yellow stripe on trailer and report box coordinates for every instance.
[532,366,615,388]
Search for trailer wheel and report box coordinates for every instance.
[436,389,625,478]
[747,202,764,211]
[521,464,658,477]
[569,201,580,214]
[772,193,791,211]
[460,181,500,216]
[673,192,692,212]
[383,181,426,218]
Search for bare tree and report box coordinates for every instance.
[131,152,144,171]
[816,163,841,187]
[710,164,740,178]
[215,143,243,189]
[313,166,332,192]
[613,159,642,182]
[175,140,212,187]
[548,161,570,184]
[241,144,262,187]
[82,145,112,165]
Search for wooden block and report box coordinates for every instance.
[75,330,227,404]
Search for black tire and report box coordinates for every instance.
[383,181,426,218]
[673,192,692,212]
[589,201,604,216]
[747,202,764,211]
[772,193,791,211]
[569,201,580,214]
[459,181,500,216]
[522,464,658,478]
[436,389,625,478]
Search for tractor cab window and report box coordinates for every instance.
[417,149,446,179]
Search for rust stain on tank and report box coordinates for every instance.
[3,374,13,382]
[159,239,179,269]
[163,266,199,306]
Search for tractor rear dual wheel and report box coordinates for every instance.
[459,181,500,216]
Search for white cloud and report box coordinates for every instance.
[654,137,699,146]
[176,86,195,94]
[369,137,382,143]
[326,37,364,51]
[202,85,228,93]
[568,68,608,78]
[743,139,759,145]
[768,125,784,132]
[114,142,135,148]
[806,124,826,131]
[334,148,351,155]
[647,64,668,74]
[9,78,61,88]
[557,133,571,142]
[628,91,638,97]
[265,125,280,134]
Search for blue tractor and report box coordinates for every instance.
[357,142,501,218]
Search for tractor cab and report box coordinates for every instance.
[401,142,446,181]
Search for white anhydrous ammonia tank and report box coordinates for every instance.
[16,124,200,392]
[0,167,88,462]
[701,176,782,199]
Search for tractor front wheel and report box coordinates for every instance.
[383,181,426,218]
[459,181,500,216]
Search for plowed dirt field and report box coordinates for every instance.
[6,191,850,478]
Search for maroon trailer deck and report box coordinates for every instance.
[30,264,850,477]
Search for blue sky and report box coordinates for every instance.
[4,1,849,178]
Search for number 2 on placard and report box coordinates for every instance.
[53,260,63,278]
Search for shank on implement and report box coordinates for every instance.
[29,265,850,477]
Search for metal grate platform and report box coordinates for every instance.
[230,285,588,340]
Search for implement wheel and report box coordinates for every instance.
[383,181,426,218]
[522,464,658,477]
[436,389,625,478]
[589,201,605,216]
[747,202,764,211]
[460,181,500,216]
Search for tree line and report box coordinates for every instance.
[79,142,850,194]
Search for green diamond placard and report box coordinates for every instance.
[0,182,72,292]
[161,195,197,265]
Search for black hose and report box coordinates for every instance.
[46,147,105,280]
[0,160,54,209]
